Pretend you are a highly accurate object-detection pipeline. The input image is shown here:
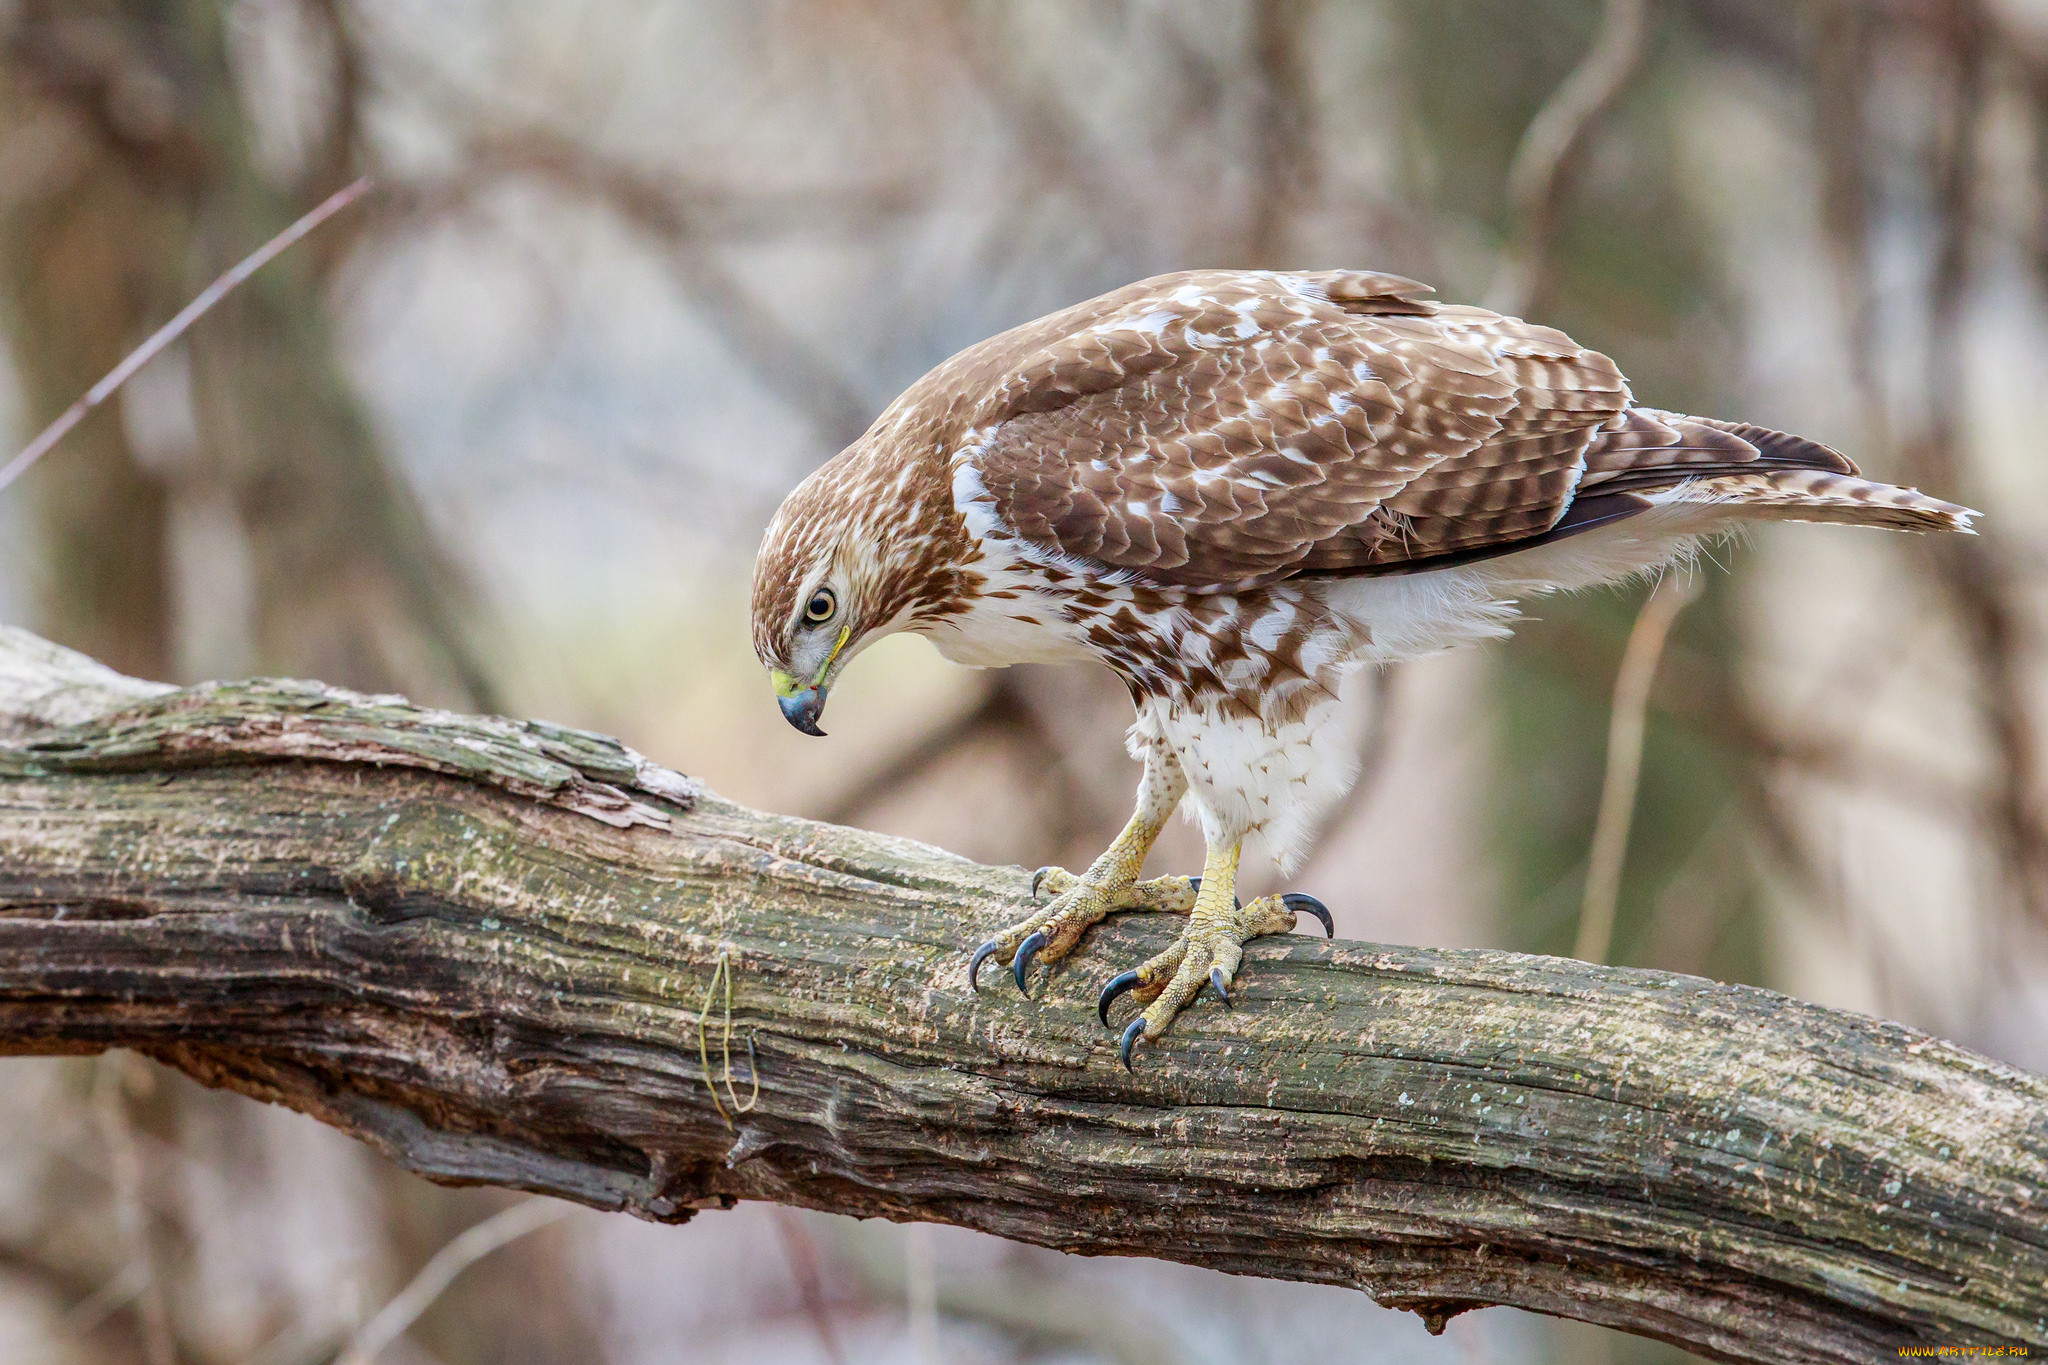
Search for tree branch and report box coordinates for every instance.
[0,627,2042,1363]
[1486,0,1650,317]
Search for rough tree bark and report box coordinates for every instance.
[0,625,2041,1364]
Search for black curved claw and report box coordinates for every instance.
[1283,892,1334,937]
[1119,1018,1145,1072]
[1013,929,1048,994]
[1098,970,1141,1027]
[1187,876,1201,893]
[1209,965,1233,1009]
[1031,866,1058,898]
[968,939,1002,992]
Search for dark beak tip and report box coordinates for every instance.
[778,691,828,737]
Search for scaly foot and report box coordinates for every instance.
[969,749,1194,995]
[1094,846,1332,1069]
[968,866,1203,994]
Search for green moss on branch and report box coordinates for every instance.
[0,626,2042,1365]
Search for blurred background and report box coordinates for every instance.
[1,0,2044,1361]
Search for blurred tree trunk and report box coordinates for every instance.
[0,17,185,681]
[0,8,558,1362]
[0,0,493,708]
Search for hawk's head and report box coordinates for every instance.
[750,438,969,737]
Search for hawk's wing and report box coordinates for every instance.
[964,270,1635,589]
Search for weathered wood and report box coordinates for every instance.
[0,625,2041,1362]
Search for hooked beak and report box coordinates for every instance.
[771,670,828,737]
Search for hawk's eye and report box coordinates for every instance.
[803,588,837,624]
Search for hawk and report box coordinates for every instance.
[750,269,1974,1067]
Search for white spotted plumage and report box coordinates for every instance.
[750,268,1977,1057]
[753,268,1975,944]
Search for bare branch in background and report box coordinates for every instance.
[829,1222,1177,1365]
[299,0,371,276]
[2025,48,2048,283]
[0,1239,141,1361]
[1574,573,1701,965]
[1486,0,1650,316]
[936,10,1132,231]
[904,1223,938,1365]
[814,673,1107,854]
[403,126,884,449]
[1528,614,1983,824]
[1816,2,2048,937]
[1813,0,1887,433]
[345,31,899,452]
[336,1199,573,1365]
[0,176,372,494]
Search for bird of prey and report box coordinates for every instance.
[750,269,1974,1067]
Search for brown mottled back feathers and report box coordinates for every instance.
[960,270,1929,589]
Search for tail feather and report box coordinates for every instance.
[1650,469,1978,534]
[1579,407,1858,493]
[1578,407,1976,534]
[1316,408,1976,583]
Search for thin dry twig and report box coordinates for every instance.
[0,176,372,494]
[334,1199,572,1365]
[1486,0,1650,316]
[1575,574,1702,965]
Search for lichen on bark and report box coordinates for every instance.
[0,626,2043,1365]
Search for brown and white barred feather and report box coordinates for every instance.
[958,271,1971,591]
[1564,406,1972,536]
[751,267,1977,866]
[1424,405,1976,566]
[1645,468,1974,533]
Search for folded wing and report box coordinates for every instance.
[965,269,1957,591]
